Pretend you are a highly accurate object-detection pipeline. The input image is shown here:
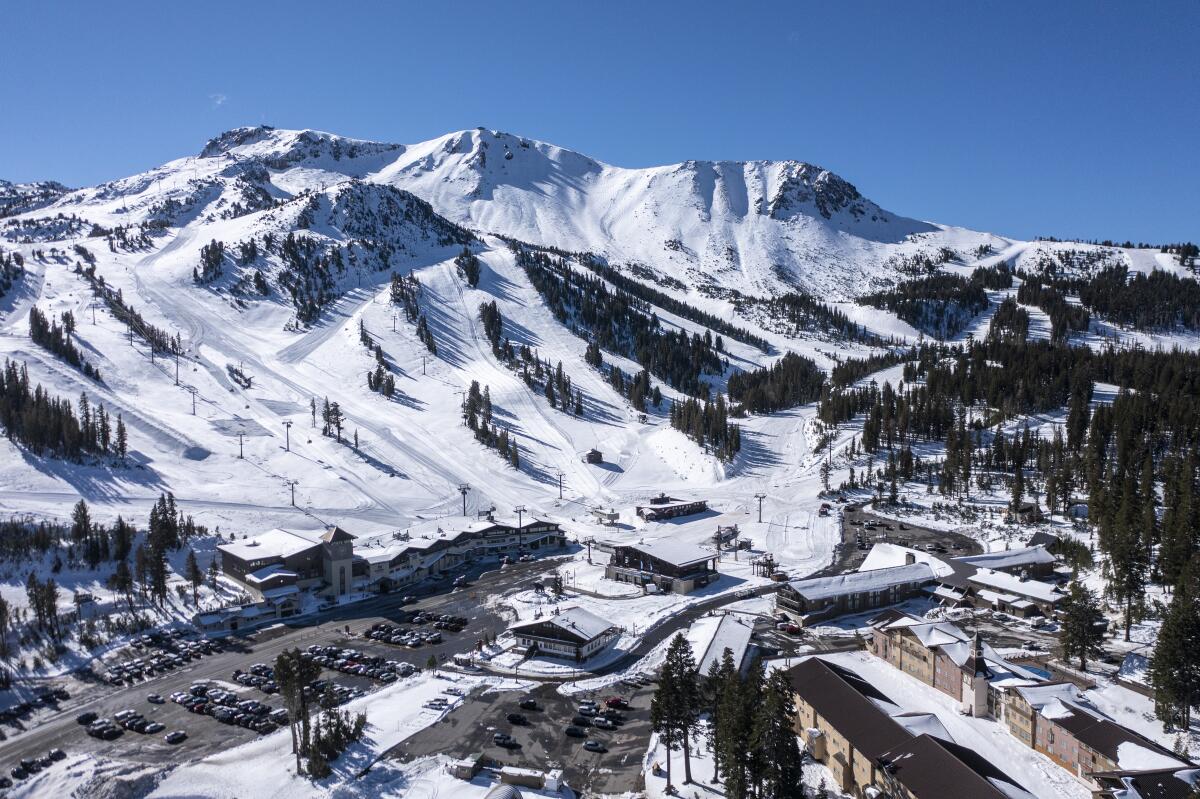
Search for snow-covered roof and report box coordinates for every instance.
[957,546,1056,571]
[511,606,615,642]
[261,585,300,601]
[245,564,298,585]
[860,543,954,578]
[968,568,1065,604]
[698,614,754,675]
[619,539,715,568]
[1015,684,1190,770]
[788,562,934,601]
[218,528,322,561]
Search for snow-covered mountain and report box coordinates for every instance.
[0,124,1182,539]
[179,126,1007,300]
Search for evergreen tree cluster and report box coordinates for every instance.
[28,306,101,381]
[830,349,913,388]
[0,248,23,298]
[515,246,723,397]
[607,365,659,413]
[737,290,878,344]
[727,352,825,414]
[193,238,226,284]
[0,360,127,461]
[670,395,741,460]
[276,232,339,324]
[707,653,805,799]
[454,245,481,287]
[389,272,436,354]
[972,262,1015,289]
[462,381,521,468]
[858,273,990,339]
[1077,265,1200,331]
[24,572,61,640]
[79,264,183,355]
[1151,554,1200,729]
[987,296,1030,344]
[359,321,397,397]
[1016,275,1090,341]
[574,254,769,351]
[318,397,346,443]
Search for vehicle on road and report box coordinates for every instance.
[735,588,755,598]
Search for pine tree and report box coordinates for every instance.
[115,414,128,462]
[755,669,804,799]
[1152,554,1200,729]
[185,549,202,604]
[1059,583,1106,671]
[651,634,702,788]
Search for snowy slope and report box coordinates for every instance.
[0,124,1191,551]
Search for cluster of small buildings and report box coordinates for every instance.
[776,542,1065,627]
[787,611,1197,798]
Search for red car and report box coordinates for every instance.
[605,697,629,709]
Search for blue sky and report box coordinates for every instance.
[3,1,1196,242]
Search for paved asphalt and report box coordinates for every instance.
[0,557,557,769]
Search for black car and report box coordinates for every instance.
[505,712,527,725]
[571,715,591,727]
[76,711,99,725]
[48,749,66,762]
[518,698,539,711]
[0,776,12,788]
[10,767,27,781]
[564,725,586,738]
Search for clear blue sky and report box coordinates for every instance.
[3,1,1196,242]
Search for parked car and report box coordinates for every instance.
[147,693,165,704]
[583,740,607,753]
[592,717,616,730]
[506,713,527,725]
[492,732,516,748]
[76,711,98,725]
[519,698,539,711]
[165,730,187,744]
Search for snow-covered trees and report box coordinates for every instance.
[455,245,481,287]
[194,239,226,284]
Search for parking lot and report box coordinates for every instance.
[0,557,558,774]
[825,504,983,574]
[390,677,657,795]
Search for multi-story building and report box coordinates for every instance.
[787,657,1035,799]
[604,540,718,593]
[217,515,566,599]
[1005,683,1191,788]
[776,562,934,626]
[509,607,619,662]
